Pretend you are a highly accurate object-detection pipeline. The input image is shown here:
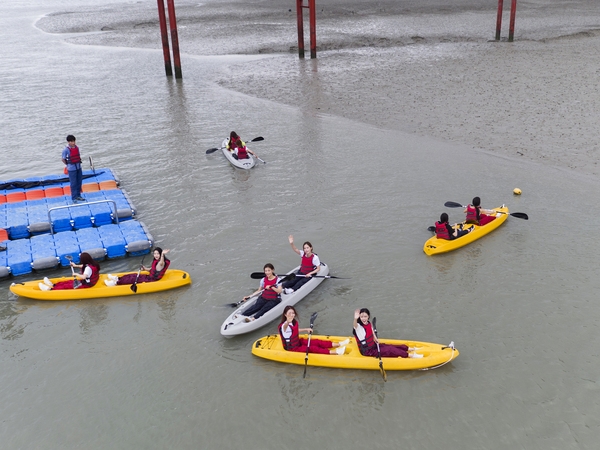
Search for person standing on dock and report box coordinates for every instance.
[62,134,85,202]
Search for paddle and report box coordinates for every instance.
[250,272,349,280]
[64,255,81,289]
[303,312,318,379]
[225,274,294,307]
[372,317,387,382]
[205,136,264,154]
[444,201,528,220]
[130,256,146,293]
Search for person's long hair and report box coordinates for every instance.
[80,252,100,270]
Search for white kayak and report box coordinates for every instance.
[221,138,257,170]
[220,263,330,337]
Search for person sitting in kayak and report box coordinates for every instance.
[39,252,100,291]
[281,235,320,294]
[231,138,258,160]
[465,197,497,226]
[226,131,243,151]
[280,306,348,355]
[104,248,170,286]
[353,308,423,358]
[241,263,283,322]
[435,213,473,240]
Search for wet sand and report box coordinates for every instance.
[37,0,600,176]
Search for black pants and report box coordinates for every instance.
[244,296,280,319]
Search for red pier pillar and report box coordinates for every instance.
[495,0,518,42]
[495,0,503,41]
[156,0,182,78]
[296,0,317,59]
[156,0,172,76]
[508,0,518,42]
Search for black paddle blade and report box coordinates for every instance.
[372,317,377,333]
[205,147,220,154]
[250,136,264,142]
[511,212,529,220]
[130,283,138,293]
[309,312,318,327]
[427,226,436,232]
[444,201,465,208]
[250,272,295,282]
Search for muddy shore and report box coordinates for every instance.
[37,0,600,175]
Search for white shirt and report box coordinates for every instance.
[354,324,367,342]
[83,265,93,281]
[280,322,293,339]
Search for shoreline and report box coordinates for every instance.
[35,0,600,176]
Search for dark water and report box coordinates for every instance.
[2,1,600,449]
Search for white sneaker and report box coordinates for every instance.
[284,288,294,295]
[338,338,350,347]
[104,279,117,287]
[108,274,118,281]
[43,277,53,287]
[410,352,423,359]
[335,346,346,355]
[39,283,51,291]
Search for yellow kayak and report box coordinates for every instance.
[251,334,459,371]
[9,269,191,300]
[423,205,509,255]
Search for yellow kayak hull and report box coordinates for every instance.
[251,334,459,371]
[424,205,509,255]
[9,269,191,300]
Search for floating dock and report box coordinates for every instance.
[0,169,153,278]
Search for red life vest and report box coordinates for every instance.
[353,322,375,355]
[466,205,480,224]
[149,257,170,280]
[435,221,450,240]
[261,276,279,300]
[300,253,316,275]
[81,264,100,287]
[67,145,81,164]
[237,145,249,159]
[280,319,301,350]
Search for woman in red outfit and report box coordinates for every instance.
[232,138,258,160]
[279,306,348,355]
[105,248,170,286]
[39,252,100,291]
[465,196,497,226]
[353,308,422,358]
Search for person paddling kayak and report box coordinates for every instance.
[39,252,100,291]
[280,306,348,355]
[465,197,497,226]
[434,213,473,240]
[281,235,320,294]
[104,248,170,286]
[241,263,283,322]
[353,308,422,358]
